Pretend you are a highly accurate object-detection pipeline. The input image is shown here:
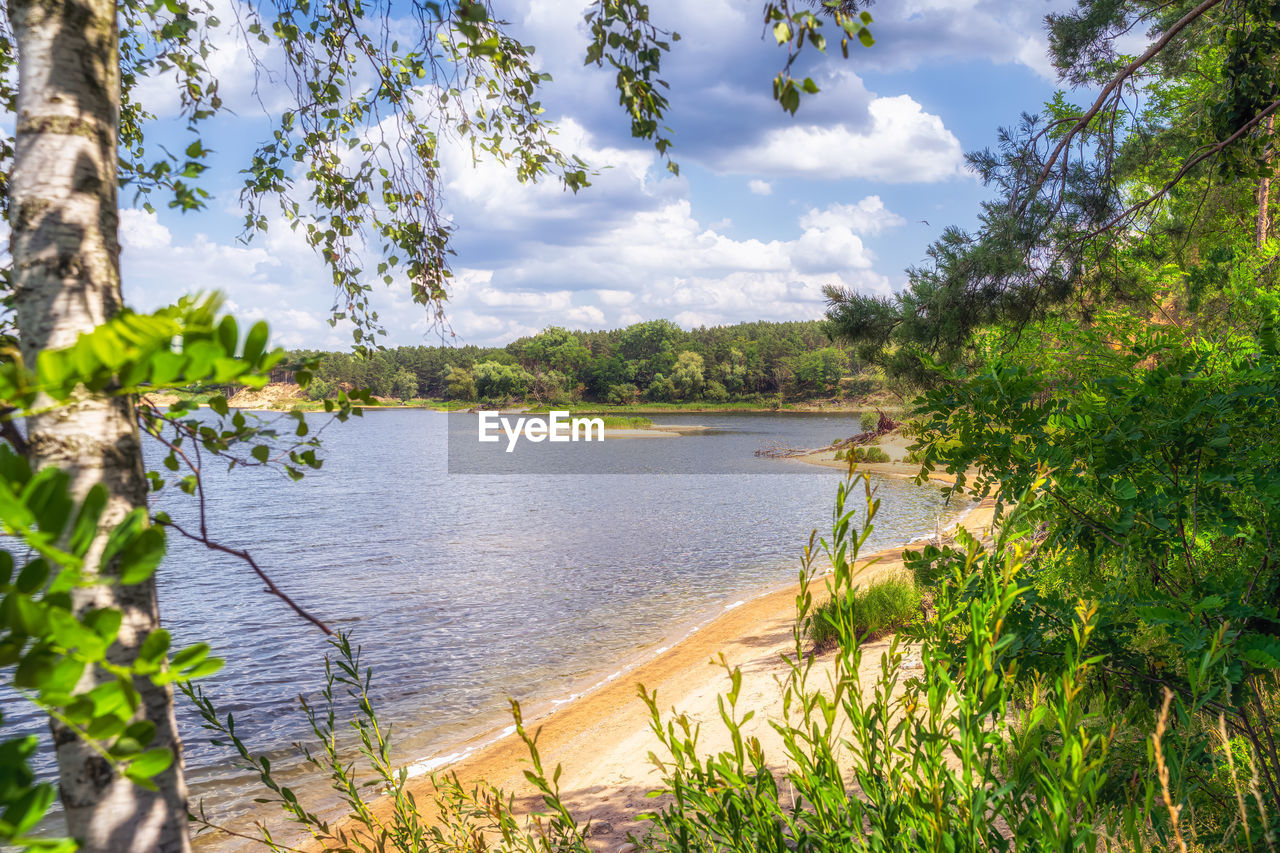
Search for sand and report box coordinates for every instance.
[296,461,994,853]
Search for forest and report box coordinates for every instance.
[285,319,870,404]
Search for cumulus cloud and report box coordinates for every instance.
[710,96,966,183]
[799,197,907,237]
[748,179,773,196]
[431,195,898,343]
[859,0,1076,79]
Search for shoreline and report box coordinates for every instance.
[144,392,903,417]
[290,468,989,853]
[389,461,977,778]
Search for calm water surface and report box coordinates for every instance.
[7,410,969,847]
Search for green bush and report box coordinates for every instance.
[858,410,879,432]
[805,575,919,649]
[837,445,891,464]
[305,377,335,401]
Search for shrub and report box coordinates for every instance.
[858,410,879,432]
[805,575,919,650]
[606,383,640,405]
[704,380,729,402]
[838,445,891,464]
[305,377,335,401]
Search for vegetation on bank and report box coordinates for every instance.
[805,574,920,650]
[280,319,892,407]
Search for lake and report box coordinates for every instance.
[5,409,970,847]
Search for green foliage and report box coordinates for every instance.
[597,415,652,430]
[858,410,878,432]
[670,351,705,400]
[640,471,1278,850]
[606,383,640,405]
[825,1,1280,382]
[294,319,871,406]
[835,445,889,464]
[787,346,846,396]
[584,1,681,173]
[473,361,532,403]
[703,380,729,403]
[305,377,336,402]
[0,297,328,848]
[389,368,418,401]
[907,324,1280,826]
[0,445,220,824]
[205,460,1280,852]
[764,1,874,115]
[646,373,676,402]
[0,296,367,846]
[444,365,476,401]
[804,574,919,649]
[185,634,593,852]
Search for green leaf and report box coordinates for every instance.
[125,747,173,781]
[69,484,108,557]
[242,321,270,364]
[2,782,57,836]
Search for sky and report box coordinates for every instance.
[117,0,1084,350]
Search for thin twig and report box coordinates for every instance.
[162,518,331,635]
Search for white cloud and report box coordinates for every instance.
[433,197,896,343]
[748,179,773,196]
[119,209,172,251]
[799,197,907,237]
[711,96,966,182]
[850,0,1075,80]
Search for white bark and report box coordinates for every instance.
[7,0,192,847]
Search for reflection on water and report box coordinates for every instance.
[3,410,969,847]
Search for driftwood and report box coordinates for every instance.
[832,409,899,450]
[755,409,899,459]
[755,441,810,458]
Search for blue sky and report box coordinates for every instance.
[113,0,1082,349]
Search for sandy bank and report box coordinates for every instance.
[604,424,711,439]
[297,492,994,853]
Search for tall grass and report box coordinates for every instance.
[805,575,919,650]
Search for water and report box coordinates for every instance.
[3,409,968,846]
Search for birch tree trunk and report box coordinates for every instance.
[6,0,191,848]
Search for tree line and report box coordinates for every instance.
[284,319,870,404]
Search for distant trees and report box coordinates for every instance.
[293,319,871,404]
[390,369,419,401]
[670,352,706,400]
[473,362,533,401]
[788,347,847,396]
[445,366,477,401]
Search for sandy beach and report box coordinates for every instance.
[297,460,992,853]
